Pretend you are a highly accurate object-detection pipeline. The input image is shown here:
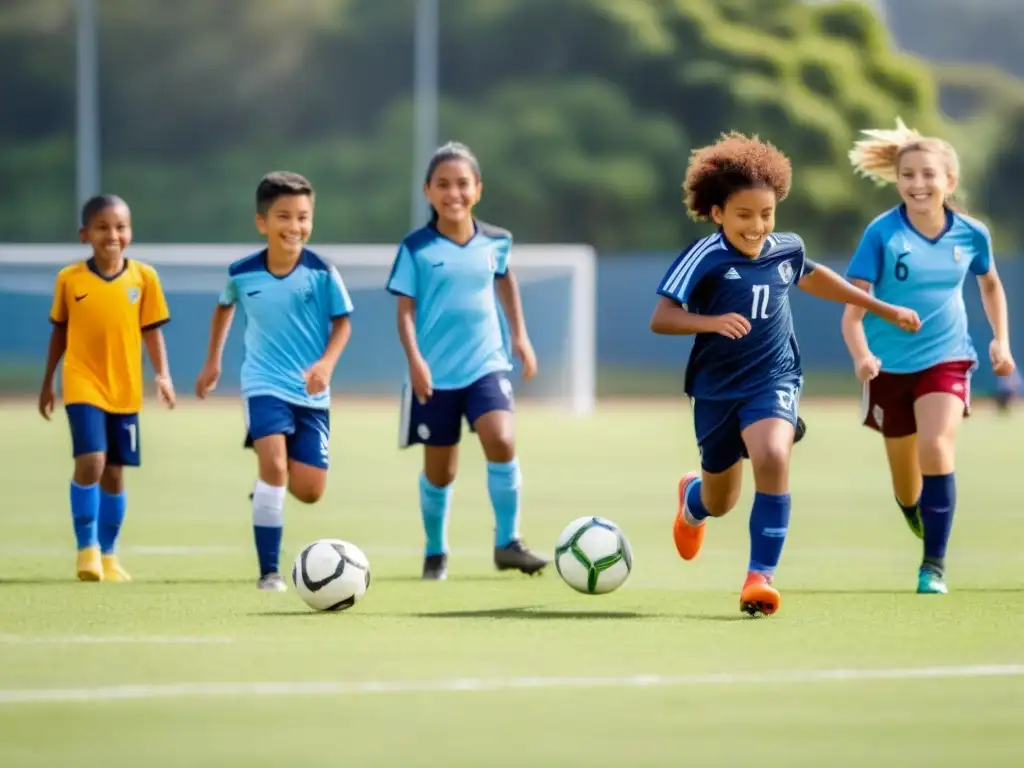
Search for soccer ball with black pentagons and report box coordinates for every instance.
[554,516,633,595]
[291,539,371,612]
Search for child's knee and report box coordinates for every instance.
[288,467,327,505]
[424,467,457,488]
[917,435,955,474]
[289,483,324,505]
[484,436,515,464]
[100,465,124,494]
[702,484,740,517]
[748,442,792,491]
[73,453,105,486]
[255,443,288,486]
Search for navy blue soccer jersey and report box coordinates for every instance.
[657,232,816,400]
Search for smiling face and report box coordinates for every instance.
[897,148,956,218]
[80,203,132,265]
[710,186,776,258]
[424,158,481,227]
[255,193,313,258]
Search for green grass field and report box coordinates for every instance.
[1,399,1022,767]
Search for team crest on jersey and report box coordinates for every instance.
[777,260,794,284]
[126,286,140,304]
[953,246,964,263]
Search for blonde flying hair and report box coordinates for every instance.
[848,118,960,188]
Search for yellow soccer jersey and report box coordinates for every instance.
[49,259,170,413]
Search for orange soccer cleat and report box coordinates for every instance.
[740,571,781,616]
[672,472,706,561]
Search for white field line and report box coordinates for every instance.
[0,635,233,645]
[1,664,1021,705]
[0,544,1021,563]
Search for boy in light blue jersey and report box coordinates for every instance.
[844,121,1016,595]
[196,171,354,592]
[387,142,548,580]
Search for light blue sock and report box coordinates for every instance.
[487,459,521,548]
[98,490,127,555]
[70,481,99,550]
[252,480,286,577]
[419,474,452,557]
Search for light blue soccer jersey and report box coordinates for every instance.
[386,221,513,390]
[846,205,991,374]
[218,249,354,408]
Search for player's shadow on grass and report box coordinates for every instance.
[413,606,744,621]
[374,574,512,583]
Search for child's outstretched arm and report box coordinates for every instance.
[798,263,921,332]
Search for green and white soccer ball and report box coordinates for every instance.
[554,516,633,595]
[291,539,371,612]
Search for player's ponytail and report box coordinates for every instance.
[848,118,923,186]
[849,118,962,192]
[849,118,964,211]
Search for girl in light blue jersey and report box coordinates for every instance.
[387,142,547,581]
[843,120,1016,595]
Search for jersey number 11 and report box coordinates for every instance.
[751,284,770,320]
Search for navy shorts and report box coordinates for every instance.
[399,372,514,448]
[243,395,331,470]
[65,404,141,467]
[692,379,801,474]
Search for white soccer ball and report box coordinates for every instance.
[554,516,633,595]
[291,539,371,612]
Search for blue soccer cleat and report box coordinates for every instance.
[917,566,948,595]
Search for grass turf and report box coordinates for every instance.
[0,400,1022,766]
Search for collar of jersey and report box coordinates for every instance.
[898,204,954,245]
[86,257,130,282]
[429,219,479,248]
[260,248,306,280]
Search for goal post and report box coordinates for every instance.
[0,243,598,415]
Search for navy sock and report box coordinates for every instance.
[70,481,99,550]
[920,473,956,573]
[896,496,920,519]
[98,490,127,555]
[684,479,711,523]
[748,492,791,577]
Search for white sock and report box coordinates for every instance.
[252,479,286,528]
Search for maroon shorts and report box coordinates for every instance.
[861,360,973,438]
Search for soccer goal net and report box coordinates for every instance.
[0,243,597,414]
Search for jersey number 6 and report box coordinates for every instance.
[894,252,910,282]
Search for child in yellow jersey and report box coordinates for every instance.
[38,195,176,582]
